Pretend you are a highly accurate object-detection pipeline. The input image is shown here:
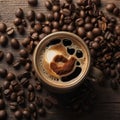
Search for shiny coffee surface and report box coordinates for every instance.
[33,32,91,90]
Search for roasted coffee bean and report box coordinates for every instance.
[0,99,5,109]
[36,12,45,22]
[61,8,71,16]
[115,25,120,35]
[14,110,23,119]
[6,72,16,81]
[0,110,7,119]
[38,108,46,116]
[117,63,120,72]
[22,109,30,118]
[17,96,25,105]
[14,18,22,26]
[22,37,31,47]
[0,68,7,78]
[6,52,14,64]
[9,102,17,111]
[31,32,39,40]
[67,24,74,31]
[106,3,116,12]
[76,0,86,6]
[25,62,32,71]
[11,38,20,49]
[42,26,51,34]
[3,80,10,89]
[52,5,60,12]
[6,27,14,36]
[15,8,24,18]
[45,0,52,10]
[84,23,93,31]
[92,28,101,36]
[34,23,42,32]
[86,31,94,40]
[28,92,35,102]
[91,18,97,24]
[19,49,28,58]
[17,90,24,96]
[113,7,120,16]
[17,72,31,81]
[85,16,91,23]
[52,21,59,29]
[28,103,36,112]
[53,12,60,21]
[10,92,17,101]
[27,10,35,21]
[0,22,7,33]
[22,19,27,27]
[66,0,72,3]
[17,25,25,35]
[0,50,4,61]
[91,41,99,49]
[0,35,8,47]
[46,13,54,21]
[77,27,86,37]
[35,83,42,92]
[28,84,34,92]
[28,0,38,6]
[3,89,11,98]
[13,60,21,70]
[20,78,29,87]
[80,10,86,18]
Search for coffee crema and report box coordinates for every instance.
[39,38,86,82]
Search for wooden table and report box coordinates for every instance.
[0,0,120,120]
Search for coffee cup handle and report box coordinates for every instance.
[88,67,104,82]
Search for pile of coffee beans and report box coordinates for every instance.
[0,0,120,119]
[106,3,120,16]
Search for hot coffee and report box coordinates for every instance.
[33,32,91,92]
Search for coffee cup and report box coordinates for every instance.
[33,31,104,93]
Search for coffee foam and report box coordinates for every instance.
[38,38,88,82]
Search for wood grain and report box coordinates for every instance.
[0,0,120,120]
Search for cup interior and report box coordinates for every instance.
[33,32,91,92]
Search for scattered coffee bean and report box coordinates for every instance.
[0,50,4,61]
[3,89,11,99]
[3,80,10,89]
[36,12,45,22]
[28,103,36,112]
[91,41,99,49]
[22,37,31,47]
[34,23,42,32]
[15,8,24,18]
[6,27,14,36]
[106,3,116,12]
[10,92,17,101]
[38,108,46,116]
[27,10,35,21]
[42,26,51,34]
[113,7,120,16]
[45,0,52,10]
[0,22,7,33]
[115,25,120,35]
[17,25,25,35]
[92,28,101,36]
[6,52,14,64]
[9,102,17,111]
[19,49,28,58]
[22,109,30,118]
[6,72,16,81]
[86,31,94,40]
[10,38,20,49]
[31,32,39,40]
[14,110,23,119]
[0,68,7,78]
[28,92,35,102]
[13,18,22,26]
[77,27,86,38]
[20,78,29,87]
[46,13,54,21]
[28,84,34,92]
[0,35,8,47]
[13,60,21,70]
[84,23,93,31]
[28,0,38,6]
[0,110,7,119]
[52,5,60,12]
[35,96,43,107]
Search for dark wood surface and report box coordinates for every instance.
[0,0,120,120]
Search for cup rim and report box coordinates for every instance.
[33,31,91,92]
